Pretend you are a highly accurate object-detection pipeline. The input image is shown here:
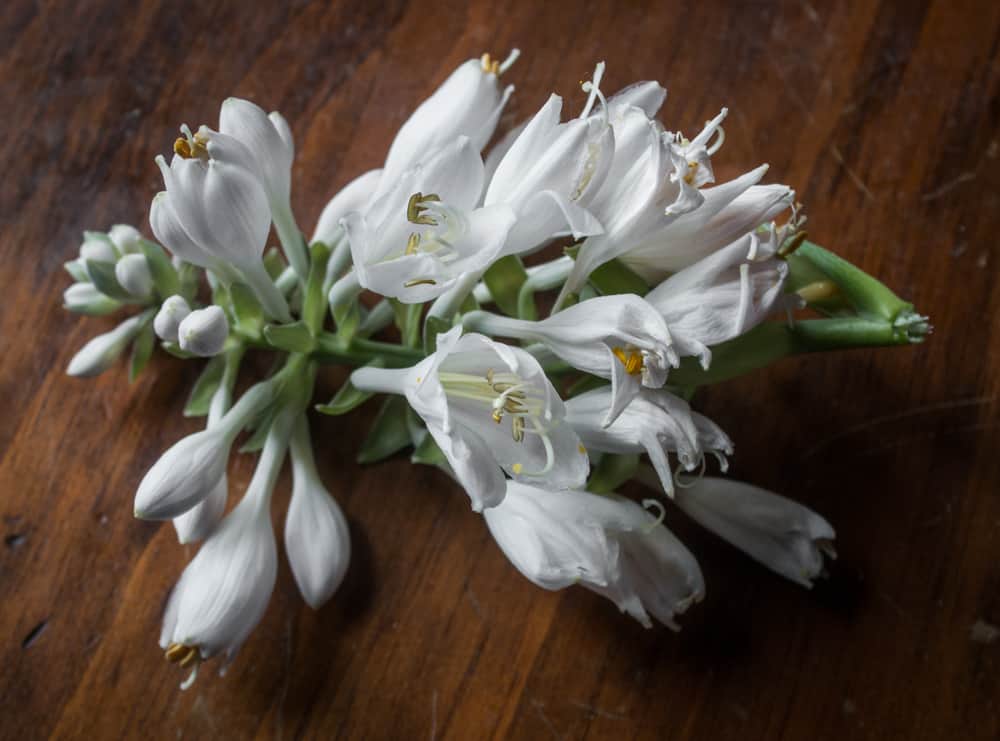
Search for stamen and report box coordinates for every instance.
[705,125,725,155]
[641,498,667,531]
[612,346,644,376]
[405,232,421,255]
[580,61,608,123]
[683,161,699,186]
[480,53,500,75]
[403,278,437,288]
[674,456,707,489]
[173,129,209,160]
[797,280,840,303]
[777,230,807,258]
[406,193,441,225]
[734,263,751,335]
[498,48,520,75]
[165,642,189,662]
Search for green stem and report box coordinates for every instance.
[313,333,424,367]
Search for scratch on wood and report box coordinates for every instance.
[22,619,48,649]
[570,701,628,720]
[829,144,876,201]
[921,172,977,201]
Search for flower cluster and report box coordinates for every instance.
[62,50,928,688]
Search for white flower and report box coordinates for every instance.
[153,295,192,343]
[644,229,790,366]
[485,481,704,629]
[160,423,288,686]
[285,416,350,609]
[343,137,516,303]
[483,83,612,255]
[78,233,116,264]
[350,326,589,511]
[63,282,119,316]
[380,51,518,185]
[311,168,383,246]
[114,253,154,299]
[134,381,273,519]
[672,477,836,587]
[178,306,229,357]
[66,311,149,378]
[566,387,732,496]
[108,224,143,254]
[466,294,677,425]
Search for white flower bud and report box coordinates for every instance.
[109,224,143,254]
[63,282,119,315]
[154,295,192,343]
[79,234,116,264]
[115,253,154,299]
[66,312,148,378]
[178,306,228,357]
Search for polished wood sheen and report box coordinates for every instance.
[2,1,999,738]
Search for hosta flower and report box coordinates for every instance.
[160,423,288,687]
[342,137,516,303]
[672,477,836,588]
[150,123,290,320]
[466,294,677,425]
[566,387,732,496]
[380,51,518,185]
[134,380,274,519]
[285,416,350,608]
[311,168,383,246]
[66,311,151,378]
[114,253,154,300]
[485,481,704,629]
[153,295,192,343]
[644,228,790,366]
[350,327,588,511]
[178,305,229,357]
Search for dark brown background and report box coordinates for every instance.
[2,0,999,738]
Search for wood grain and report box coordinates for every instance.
[2,0,999,738]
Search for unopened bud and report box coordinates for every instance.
[109,224,143,254]
[154,295,192,343]
[79,234,116,264]
[115,253,154,299]
[63,282,120,316]
[178,306,229,357]
[66,312,148,378]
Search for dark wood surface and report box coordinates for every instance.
[3,0,999,738]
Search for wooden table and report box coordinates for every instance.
[3,0,998,738]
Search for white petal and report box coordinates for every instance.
[311,168,382,244]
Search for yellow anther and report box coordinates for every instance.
[403,278,438,288]
[777,230,808,258]
[165,642,200,668]
[512,416,525,442]
[511,463,523,474]
[405,232,421,255]
[480,53,500,75]
[683,161,699,185]
[612,346,644,376]
[173,133,209,160]
[492,408,504,423]
[406,192,441,225]
[578,443,587,455]
[797,280,840,303]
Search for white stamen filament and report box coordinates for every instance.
[734,263,751,335]
[580,61,608,122]
[498,48,521,75]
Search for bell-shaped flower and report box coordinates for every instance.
[114,253,154,300]
[149,124,290,320]
[566,387,732,496]
[153,295,192,343]
[66,311,150,377]
[343,137,516,303]
[178,306,229,357]
[381,51,518,184]
[108,223,143,255]
[644,228,790,366]
[311,168,383,246]
[465,294,677,425]
[484,481,704,629]
[672,477,836,588]
[483,86,613,256]
[63,282,120,316]
[160,422,288,686]
[350,327,589,511]
[134,381,273,519]
[285,416,351,608]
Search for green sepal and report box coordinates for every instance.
[588,258,649,297]
[482,254,528,317]
[356,395,413,464]
[128,320,156,382]
[302,241,332,334]
[315,359,385,416]
[86,260,134,302]
[64,260,90,283]
[184,355,226,417]
[390,298,423,348]
[411,433,447,467]
[586,453,640,495]
[160,341,197,360]
[229,282,265,339]
[138,239,180,300]
[263,320,315,353]
[333,300,361,342]
[177,262,200,303]
[263,248,286,280]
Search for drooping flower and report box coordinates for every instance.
[285,415,351,609]
[465,294,677,425]
[643,228,791,366]
[566,387,732,496]
[484,481,705,629]
[342,137,516,303]
[350,326,589,511]
[671,477,836,587]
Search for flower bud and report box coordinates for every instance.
[135,427,231,519]
[63,282,120,316]
[178,306,228,357]
[115,253,154,299]
[79,234,116,264]
[153,295,192,343]
[109,224,143,254]
[66,312,149,378]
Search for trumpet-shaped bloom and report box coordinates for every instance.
[672,477,836,588]
[351,327,588,511]
[466,294,677,425]
[285,417,351,608]
[160,423,288,686]
[566,387,732,496]
[484,481,704,629]
[343,137,516,303]
[644,228,790,366]
[218,98,294,216]
[381,52,517,185]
